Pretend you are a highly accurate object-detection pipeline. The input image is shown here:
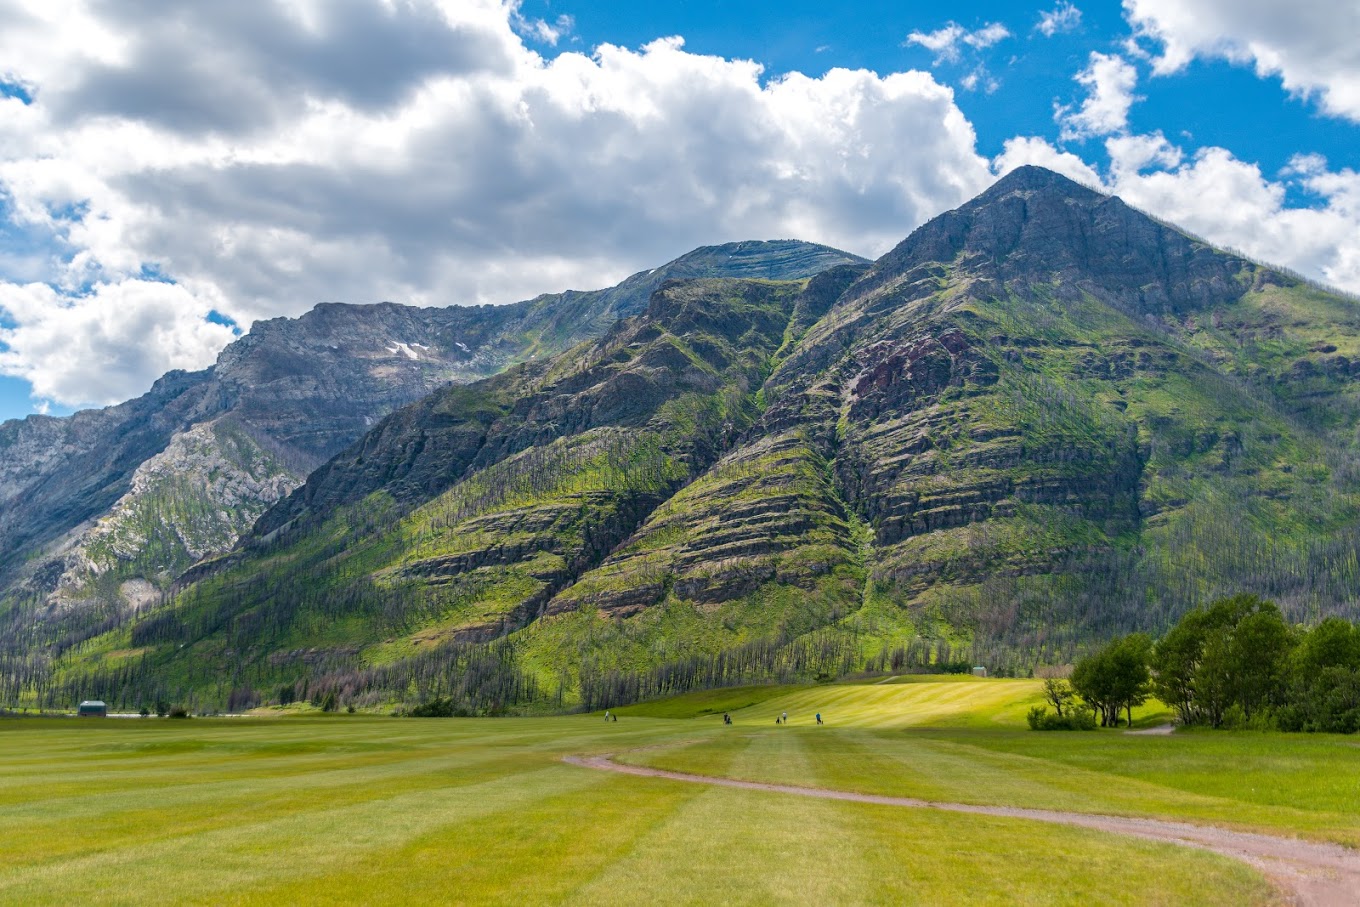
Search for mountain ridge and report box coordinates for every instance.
[18,166,1360,712]
[0,240,866,655]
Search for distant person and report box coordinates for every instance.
[723,712,732,725]
[604,710,610,722]
[775,716,781,725]
[816,713,823,725]
[781,711,787,724]
[612,713,618,722]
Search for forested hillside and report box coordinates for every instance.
[0,240,862,688]
[23,167,1360,712]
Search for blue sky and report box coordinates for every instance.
[0,0,1357,424]
[534,0,1355,193]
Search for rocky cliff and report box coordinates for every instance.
[0,240,864,651]
[27,167,1360,711]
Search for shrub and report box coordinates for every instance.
[409,697,471,717]
[167,706,190,719]
[1027,705,1097,730]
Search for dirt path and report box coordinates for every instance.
[564,754,1360,906]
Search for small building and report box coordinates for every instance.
[77,700,107,718]
[971,666,988,678]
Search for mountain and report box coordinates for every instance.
[27,166,1360,713]
[0,240,865,657]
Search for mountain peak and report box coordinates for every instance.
[649,239,868,285]
[980,164,1103,202]
[854,164,1252,317]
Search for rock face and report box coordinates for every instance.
[0,240,865,649]
[30,167,1360,709]
[128,277,840,678]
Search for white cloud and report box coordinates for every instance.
[1125,0,1360,122]
[967,23,1012,51]
[905,22,1011,65]
[1104,131,1183,174]
[1036,3,1082,37]
[510,4,573,46]
[960,67,1000,94]
[1056,52,1139,140]
[993,137,1103,187]
[0,0,995,408]
[0,280,237,404]
[2,0,1356,414]
[1110,149,1360,294]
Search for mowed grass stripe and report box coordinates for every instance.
[633,727,1360,846]
[570,773,1272,906]
[0,743,484,814]
[3,682,1347,903]
[950,726,1360,815]
[1,719,700,868]
[593,723,1272,903]
[0,766,608,905]
[237,774,705,905]
[0,718,682,808]
[0,747,543,865]
[885,732,1360,840]
[571,784,873,905]
[815,730,1258,813]
[839,798,1273,907]
[728,680,1049,729]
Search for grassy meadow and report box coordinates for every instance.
[4,678,1357,905]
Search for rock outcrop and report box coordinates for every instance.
[31,168,1360,706]
[0,240,864,645]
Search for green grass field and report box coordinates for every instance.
[6,678,1357,904]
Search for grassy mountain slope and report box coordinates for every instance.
[770,168,1360,668]
[0,241,864,674]
[35,168,1360,710]
[51,275,865,707]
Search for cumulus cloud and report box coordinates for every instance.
[510,3,574,46]
[1126,0,1360,122]
[1056,52,1139,140]
[2,0,1356,414]
[0,0,995,409]
[0,280,237,404]
[905,22,1011,65]
[993,136,1103,187]
[1036,3,1083,37]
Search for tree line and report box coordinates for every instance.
[1031,594,1360,733]
[578,630,858,712]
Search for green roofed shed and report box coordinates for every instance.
[78,700,107,717]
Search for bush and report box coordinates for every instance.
[1027,705,1097,730]
[408,697,471,718]
[167,706,190,719]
